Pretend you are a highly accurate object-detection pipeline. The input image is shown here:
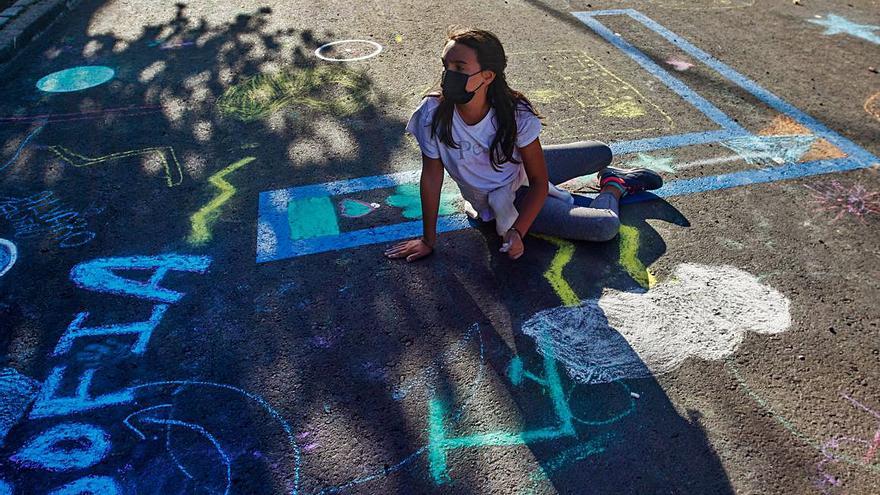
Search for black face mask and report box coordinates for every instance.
[441,68,484,104]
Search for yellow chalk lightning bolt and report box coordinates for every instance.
[187,157,256,245]
[618,224,657,289]
[532,234,580,307]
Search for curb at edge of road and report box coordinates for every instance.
[0,0,82,81]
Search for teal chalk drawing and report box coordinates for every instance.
[521,433,614,494]
[69,254,212,304]
[288,196,340,240]
[36,66,115,93]
[0,239,16,277]
[0,368,40,446]
[625,152,676,173]
[722,135,816,167]
[808,14,880,45]
[385,183,458,219]
[0,479,10,495]
[47,476,121,495]
[11,422,111,472]
[426,332,576,484]
[339,198,379,218]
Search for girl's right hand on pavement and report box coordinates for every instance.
[384,238,433,262]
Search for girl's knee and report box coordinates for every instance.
[595,142,613,168]
[595,214,621,242]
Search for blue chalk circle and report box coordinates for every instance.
[11,422,111,472]
[0,239,15,278]
[36,66,115,93]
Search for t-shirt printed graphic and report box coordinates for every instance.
[405,96,543,221]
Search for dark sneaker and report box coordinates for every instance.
[598,167,663,195]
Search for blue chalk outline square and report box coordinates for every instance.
[256,9,878,263]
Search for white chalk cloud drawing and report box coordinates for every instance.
[521,264,791,384]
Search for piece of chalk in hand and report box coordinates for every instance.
[500,242,511,253]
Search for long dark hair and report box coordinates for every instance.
[427,27,544,172]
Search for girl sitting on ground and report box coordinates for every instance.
[385,27,662,262]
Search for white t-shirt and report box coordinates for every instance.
[405,96,543,221]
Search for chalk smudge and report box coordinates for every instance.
[521,264,791,384]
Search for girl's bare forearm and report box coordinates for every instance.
[512,180,547,236]
[420,165,444,246]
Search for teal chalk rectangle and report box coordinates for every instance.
[287,196,340,240]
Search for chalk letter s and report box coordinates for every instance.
[69,254,212,303]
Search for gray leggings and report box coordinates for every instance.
[514,140,619,242]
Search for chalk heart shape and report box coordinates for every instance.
[521,263,791,384]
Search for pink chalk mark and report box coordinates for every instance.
[303,442,319,452]
[864,429,880,464]
[666,57,694,71]
[296,431,311,440]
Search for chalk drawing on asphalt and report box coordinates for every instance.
[11,422,112,471]
[36,66,115,92]
[1,124,44,172]
[217,65,372,122]
[129,380,302,495]
[0,368,39,446]
[314,40,383,62]
[647,0,754,9]
[339,198,380,218]
[0,239,16,277]
[427,328,637,485]
[187,157,256,245]
[866,92,880,122]
[808,14,880,46]
[0,191,96,248]
[521,263,791,385]
[256,10,879,262]
[532,234,580,307]
[0,106,162,125]
[47,145,184,187]
[617,225,657,289]
[815,393,880,494]
[385,183,458,219]
[804,180,880,223]
[508,49,676,140]
[665,56,694,71]
[124,404,232,494]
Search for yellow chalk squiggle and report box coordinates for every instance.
[532,234,580,307]
[618,224,657,289]
[187,157,256,245]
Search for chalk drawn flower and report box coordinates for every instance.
[805,181,880,223]
[385,184,458,219]
[521,263,791,384]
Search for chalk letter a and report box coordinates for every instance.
[69,254,212,303]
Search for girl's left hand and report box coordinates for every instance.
[500,228,524,260]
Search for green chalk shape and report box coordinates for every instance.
[287,196,340,240]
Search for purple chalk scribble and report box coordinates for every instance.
[805,181,880,223]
